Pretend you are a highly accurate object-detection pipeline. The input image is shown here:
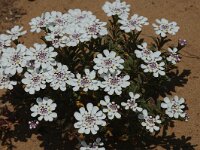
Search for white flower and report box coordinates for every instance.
[46,63,74,91]
[100,95,121,120]
[0,34,11,52]
[93,49,124,74]
[121,92,143,112]
[85,20,108,39]
[119,14,149,32]
[29,16,47,33]
[138,109,161,133]
[152,18,179,37]
[70,69,100,92]
[21,69,46,94]
[167,48,180,64]
[26,43,57,69]
[29,11,55,33]
[161,96,186,118]
[135,42,153,61]
[1,44,27,75]
[80,138,105,150]
[102,0,130,19]
[30,10,107,48]
[0,70,17,90]
[6,26,27,40]
[100,71,130,95]
[30,97,57,121]
[47,11,65,26]
[46,35,66,48]
[140,52,165,78]
[141,61,165,77]
[67,9,95,24]
[74,103,106,135]
[63,27,88,47]
[168,21,180,35]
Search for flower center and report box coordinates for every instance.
[39,105,48,115]
[114,7,122,14]
[143,49,151,55]
[55,72,64,79]
[110,77,120,85]
[72,33,80,39]
[171,54,180,62]
[56,18,63,24]
[12,54,21,63]
[88,25,97,33]
[149,62,158,69]
[146,116,155,126]
[104,59,113,66]
[130,20,138,25]
[37,51,47,60]
[160,24,169,30]
[39,20,45,27]
[77,15,86,20]
[128,100,136,107]
[108,103,118,111]
[84,115,96,126]
[80,77,90,86]
[32,76,41,83]
[171,103,179,111]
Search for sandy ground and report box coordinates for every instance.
[0,0,200,149]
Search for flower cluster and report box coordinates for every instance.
[0,0,189,149]
[135,42,165,77]
[0,26,26,90]
[30,10,108,48]
[102,0,130,19]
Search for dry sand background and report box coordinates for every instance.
[0,0,200,149]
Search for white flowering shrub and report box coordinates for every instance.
[0,0,190,149]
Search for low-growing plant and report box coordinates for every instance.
[0,0,189,149]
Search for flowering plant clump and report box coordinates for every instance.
[0,0,189,149]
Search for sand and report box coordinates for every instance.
[0,0,200,149]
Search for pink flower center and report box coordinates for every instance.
[88,25,97,33]
[149,62,157,69]
[110,77,120,85]
[104,59,113,66]
[171,54,180,62]
[108,103,118,111]
[55,72,64,79]
[160,24,169,30]
[32,76,41,83]
[39,106,48,115]
[85,115,96,126]
[37,51,47,60]
[12,54,21,63]
[80,77,90,86]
